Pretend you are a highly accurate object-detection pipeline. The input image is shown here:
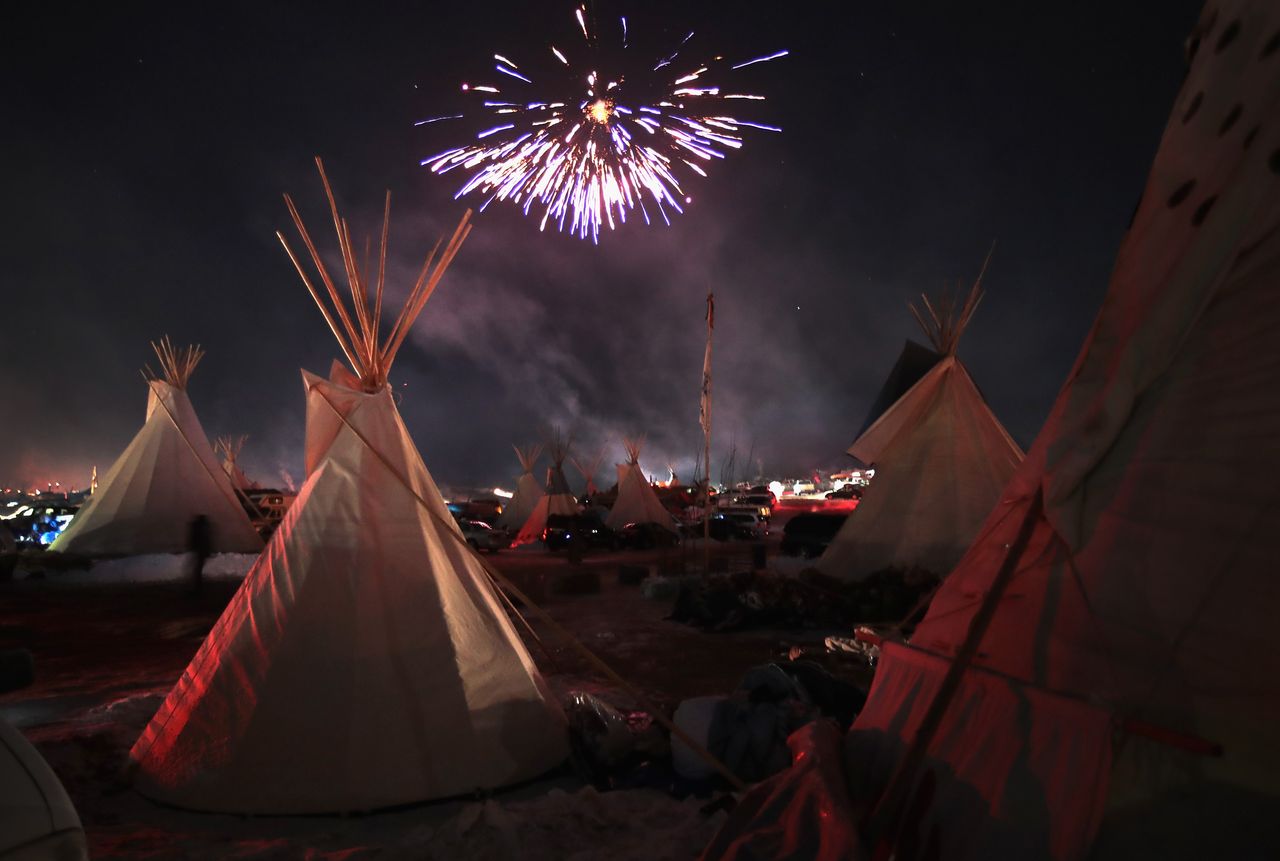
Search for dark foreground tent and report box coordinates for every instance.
[706,3,1280,858]
[1,718,86,860]
[130,163,566,814]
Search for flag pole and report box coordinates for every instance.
[700,292,714,574]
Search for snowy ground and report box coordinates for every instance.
[1,513,852,858]
[49,552,259,584]
[29,692,724,860]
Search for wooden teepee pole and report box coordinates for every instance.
[280,158,471,390]
[700,292,714,573]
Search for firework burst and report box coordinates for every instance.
[419,6,787,242]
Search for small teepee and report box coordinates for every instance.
[496,443,544,530]
[818,264,1023,581]
[50,338,263,556]
[130,159,566,814]
[571,445,606,498]
[214,434,258,491]
[605,437,677,532]
[514,429,579,545]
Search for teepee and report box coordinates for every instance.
[130,159,566,814]
[571,445,606,498]
[50,338,263,556]
[605,437,677,532]
[496,443,543,531]
[846,8,1280,857]
[514,430,578,545]
[1,718,85,859]
[214,434,258,491]
[818,269,1023,581]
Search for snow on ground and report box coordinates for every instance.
[48,553,258,585]
[2,540,829,857]
[29,691,726,860]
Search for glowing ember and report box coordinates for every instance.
[587,98,614,125]
[417,7,787,242]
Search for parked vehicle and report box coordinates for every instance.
[740,494,776,517]
[244,489,296,536]
[458,518,509,552]
[543,514,619,551]
[730,512,769,538]
[461,498,503,523]
[825,485,862,500]
[618,521,680,550]
[780,512,850,558]
[694,511,769,541]
[719,493,774,520]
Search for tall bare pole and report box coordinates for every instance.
[699,292,714,572]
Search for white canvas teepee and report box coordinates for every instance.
[130,159,566,814]
[50,339,263,556]
[514,430,578,545]
[845,6,1280,857]
[214,434,258,491]
[818,274,1023,580]
[605,437,677,532]
[496,443,543,531]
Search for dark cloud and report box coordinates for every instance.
[0,1,1201,493]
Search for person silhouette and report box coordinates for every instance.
[187,514,212,595]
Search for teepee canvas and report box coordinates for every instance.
[496,443,543,531]
[0,718,85,859]
[845,6,1280,857]
[514,431,579,545]
[214,434,258,491]
[854,339,944,441]
[605,437,677,532]
[50,339,262,556]
[819,273,1023,580]
[130,160,566,814]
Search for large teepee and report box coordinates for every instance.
[50,339,263,556]
[214,434,258,491]
[496,443,543,531]
[818,270,1023,580]
[514,430,579,545]
[854,6,1280,857]
[706,8,1280,860]
[130,159,566,814]
[605,437,677,532]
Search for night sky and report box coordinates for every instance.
[2,1,1203,493]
